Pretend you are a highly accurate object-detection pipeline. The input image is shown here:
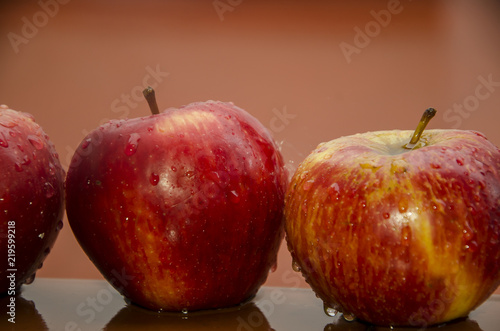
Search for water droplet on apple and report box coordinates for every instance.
[398,200,408,213]
[270,261,278,273]
[56,220,63,231]
[9,130,16,137]
[343,312,356,322]
[229,190,240,203]
[171,166,177,172]
[463,228,473,241]
[14,163,23,172]
[81,138,91,150]
[24,273,36,285]
[28,135,44,150]
[430,163,441,169]
[124,133,140,156]
[147,126,154,132]
[181,308,188,314]
[292,260,301,272]
[43,247,51,256]
[383,212,390,219]
[150,172,160,186]
[303,179,314,191]
[21,154,31,166]
[48,163,56,176]
[465,240,479,252]
[456,158,464,166]
[0,120,17,128]
[44,182,55,198]
[401,225,411,245]
[328,183,340,201]
[0,133,8,148]
[323,302,339,317]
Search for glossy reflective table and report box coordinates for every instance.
[1,278,499,330]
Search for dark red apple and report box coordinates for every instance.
[0,105,65,294]
[65,88,288,312]
[285,109,500,327]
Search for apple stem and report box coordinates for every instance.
[143,86,160,115]
[405,108,437,149]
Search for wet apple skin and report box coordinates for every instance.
[285,129,500,326]
[66,101,288,311]
[0,106,65,293]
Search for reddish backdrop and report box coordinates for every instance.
[1,0,500,293]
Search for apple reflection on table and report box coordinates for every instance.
[0,292,48,331]
[103,300,273,331]
[323,315,483,331]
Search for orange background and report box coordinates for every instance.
[1,0,500,293]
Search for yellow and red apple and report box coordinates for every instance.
[285,109,500,327]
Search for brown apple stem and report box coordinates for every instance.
[143,86,160,115]
[405,108,437,149]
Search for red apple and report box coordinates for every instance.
[65,88,288,312]
[285,109,500,327]
[0,105,65,294]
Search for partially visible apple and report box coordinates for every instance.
[65,88,288,312]
[0,105,65,294]
[285,108,500,327]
